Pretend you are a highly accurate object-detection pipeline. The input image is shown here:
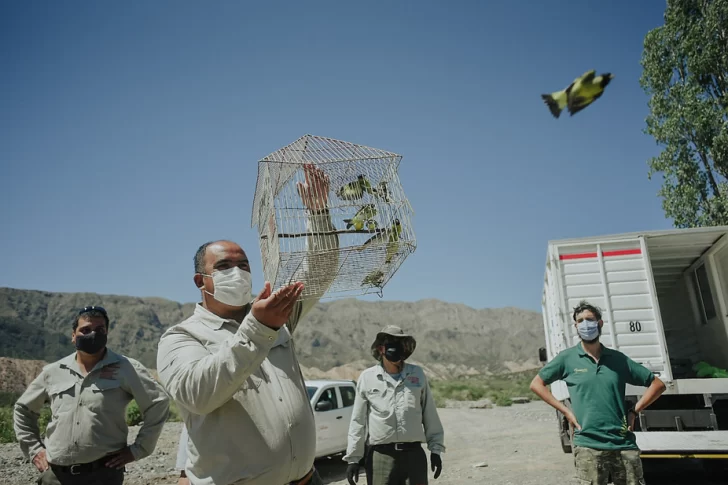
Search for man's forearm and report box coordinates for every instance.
[13,404,44,460]
[530,377,571,416]
[304,211,340,285]
[635,377,666,413]
[157,314,278,415]
[130,399,170,460]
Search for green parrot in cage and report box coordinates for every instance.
[358,219,403,263]
[541,70,614,118]
[362,269,385,287]
[372,181,391,203]
[336,174,374,200]
[343,204,378,230]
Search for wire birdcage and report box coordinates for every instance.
[251,134,416,300]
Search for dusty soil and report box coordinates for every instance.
[1,401,723,485]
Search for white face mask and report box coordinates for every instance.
[200,267,252,307]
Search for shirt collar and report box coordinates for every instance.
[577,342,609,358]
[375,362,411,380]
[59,348,122,376]
[193,303,248,330]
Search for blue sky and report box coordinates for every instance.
[0,1,672,312]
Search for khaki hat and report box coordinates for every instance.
[370,325,417,360]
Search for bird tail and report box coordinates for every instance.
[343,219,353,229]
[541,94,562,118]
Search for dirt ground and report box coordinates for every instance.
[1,401,724,485]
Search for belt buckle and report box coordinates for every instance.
[69,464,82,475]
[394,443,404,451]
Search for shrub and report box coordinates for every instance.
[126,400,143,426]
[0,408,15,443]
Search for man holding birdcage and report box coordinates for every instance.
[157,164,340,485]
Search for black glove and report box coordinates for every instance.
[346,463,360,485]
[431,453,442,479]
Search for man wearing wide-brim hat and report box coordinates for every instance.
[344,325,445,485]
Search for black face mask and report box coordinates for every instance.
[384,341,405,363]
[75,331,107,354]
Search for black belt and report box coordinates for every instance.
[373,441,421,452]
[50,457,109,476]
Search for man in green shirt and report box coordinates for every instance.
[530,300,666,485]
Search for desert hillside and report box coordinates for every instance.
[0,287,545,389]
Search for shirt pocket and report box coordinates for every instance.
[48,381,78,416]
[366,386,390,413]
[85,379,124,412]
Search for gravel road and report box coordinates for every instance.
[1,401,723,484]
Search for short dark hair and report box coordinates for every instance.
[194,241,215,274]
[572,300,602,322]
[73,307,110,331]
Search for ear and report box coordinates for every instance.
[194,274,204,289]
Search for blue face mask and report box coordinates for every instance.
[577,319,600,342]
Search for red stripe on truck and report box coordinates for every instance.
[559,248,642,260]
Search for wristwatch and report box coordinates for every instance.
[627,407,637,415]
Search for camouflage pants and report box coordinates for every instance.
[573,446,646,485]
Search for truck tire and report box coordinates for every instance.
[556,409,573,454]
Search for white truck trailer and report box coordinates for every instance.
[539,225,728,464]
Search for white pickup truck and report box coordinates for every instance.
[306,379,358,458]
[539,225,728,465]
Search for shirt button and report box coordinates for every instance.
[279,397,283,402]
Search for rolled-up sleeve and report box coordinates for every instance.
[124,360,170,460]
[156,312,279,415]
[13,370,48,461]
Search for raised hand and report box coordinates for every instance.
[297,163,330,212]
[251,281,304,329]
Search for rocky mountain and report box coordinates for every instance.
[0,287,545,380]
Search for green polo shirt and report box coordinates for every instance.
[539,343,655,450]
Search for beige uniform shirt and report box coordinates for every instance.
[156,210,338,485]
[13,349,170,466]
[344,363,446,464]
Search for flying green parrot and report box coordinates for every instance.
[343,204,378,230]
[541,70,614,118]
[362,269,385,288]
[358,219,403,263]
[336,174,374,201]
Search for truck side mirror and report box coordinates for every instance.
[538,347,548,363]
[315,400,334,412]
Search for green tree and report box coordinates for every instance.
[640,0,728,227]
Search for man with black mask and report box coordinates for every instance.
[344,325,445,485]
[13,305,170,485]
